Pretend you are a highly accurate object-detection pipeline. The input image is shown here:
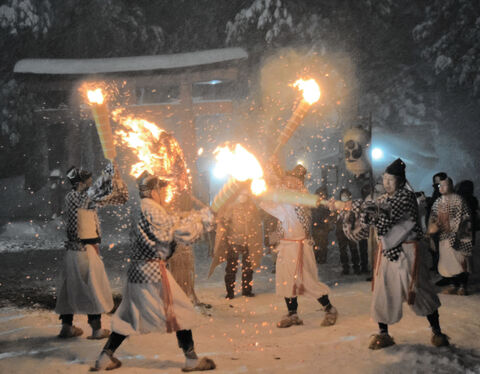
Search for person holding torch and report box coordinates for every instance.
[56,85,128,339]
[55,162,128,339]
[258,158,338,329]
[91,171,216,372]
[329,158,450,349]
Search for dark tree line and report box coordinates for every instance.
[0,0,479,185]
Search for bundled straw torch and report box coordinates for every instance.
[258,189,352,211]
[259,188,320,208]
[273,79,321,155]
[87,88,116,161]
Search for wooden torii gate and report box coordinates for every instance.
[14,48,248,195]
[125,66,239,174]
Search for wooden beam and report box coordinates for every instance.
[116,100,233,118]
[192,101,233,116]
[132,67,239,87]
[33,108,75,124]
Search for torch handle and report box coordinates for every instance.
[274,100,310,155]
[211,178,243,213]
[317,199,350,211]
[190,194,208,209]
[259,188,320,208]
[91,104,116,161]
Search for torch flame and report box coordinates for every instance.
[113,111,189,203]
[293,79,321,105]
[251,178,267,195]
[114,116,165,178]
[87,88,105,105]
[214,144,266,196]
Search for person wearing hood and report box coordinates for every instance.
[55,162,128,340]
[333,159,449,349]
[259,161,338,329]
[429,177,473,295]
[91,171,216,372]
[366,159,448,349]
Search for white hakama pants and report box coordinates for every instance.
[111,269,200,336]
[438,239,469,277]
[372,242,440,325]
[55,244,114,315]
[275,239,330,298]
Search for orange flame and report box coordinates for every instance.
[113,110,189,203]
[213,144,266,195]
[87,88,105,105]
[251,178,267,195]
[293,79,321,105]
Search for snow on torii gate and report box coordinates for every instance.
[14,48,248,194]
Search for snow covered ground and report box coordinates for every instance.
[0,219,65,253]
[1,280,480,373]
[0,217,130,254]
[1,236,480,373]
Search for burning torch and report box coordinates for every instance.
[210,144,266,213]
[112,111,194,205]
[87,88,116,161]
[273,79,321,156]
[253,78,323,207]
[211,178,245,213]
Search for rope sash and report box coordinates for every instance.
[405,241,419,305]
[372,240,383,292]
[148,259,181,333]
[92,243,100,256]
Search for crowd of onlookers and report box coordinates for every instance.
[295,171,478,293]
[212,165,479,300]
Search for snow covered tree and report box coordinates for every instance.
[0,0,52,178]
[45,0,165,58]
[413,0,480,98]
[141,0,240,53]
[225,0,398,54]
[0,0,51,40]
[0,0,167,181]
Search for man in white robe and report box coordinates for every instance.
[55,163,128,339]
[351,159,449,349]
[260,163,338,329]
[91,172,215,372]
[429,177,473,295]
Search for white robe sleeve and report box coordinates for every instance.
[144,203,211,246]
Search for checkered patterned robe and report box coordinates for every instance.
[343,188,422,261]
[294,206,312,239]
[430,194,473,256]
[342,199,371,242]
[64,163,129,250]
[375,188,423,261]
[127,198,213,283]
